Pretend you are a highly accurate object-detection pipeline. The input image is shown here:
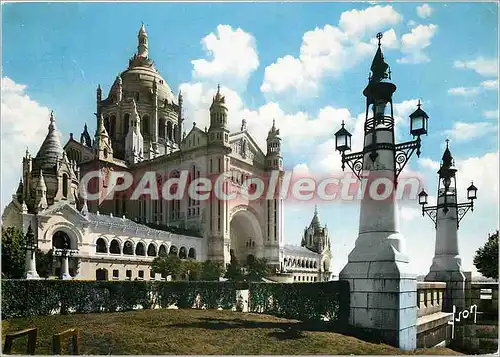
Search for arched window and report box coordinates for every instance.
[188,248,196,259]
[159,118,166,139]
[147,244,157,257]
[158,245,167,257]
[96,238,107,253]
[142,115,150,136]
[135,242,146,256]
[123,241,134,255]
[52,231,71,249]
[109,239,120,254]
[179,247,187,259]
[96,268,108,281]
[62,174,68,198]
[166,121,173,141]
[124,113,130,135]
[169,245,178,256]
[173,124,178,142]
[110,115,116,138]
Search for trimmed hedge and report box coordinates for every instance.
[1,280,350,324]
[248,281,350,323]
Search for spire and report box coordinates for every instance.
[369,32,391,84]
[137,23,148,58]
[80,123,92,147]
[16,178,24,204]
[267,119,280,138]
[310,206,321,231]
[438,139,457,178]
[35,110,65,171]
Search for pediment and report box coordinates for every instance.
[229,131,265,165]
[180,126,208,151]
[38,202,89,224]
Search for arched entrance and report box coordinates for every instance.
[229,208,264,264]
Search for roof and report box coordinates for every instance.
[283,245,321,257]
[35,112,65,171]
[86,212,202,237]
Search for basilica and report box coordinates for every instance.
[2,25,332,283]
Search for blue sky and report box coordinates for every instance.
[2,2,498,276]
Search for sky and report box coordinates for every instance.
[1,1,498,276]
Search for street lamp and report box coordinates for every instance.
[418,141,477,229]
[334,33,428,182]
[23,223,40,279]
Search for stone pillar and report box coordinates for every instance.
[24,249,40,279]
[425,191,466,311]
[339,128,417,350]
[60,255,72,280]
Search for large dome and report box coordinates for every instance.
[108,65,178,106]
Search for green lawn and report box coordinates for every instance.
[2,309,462,355]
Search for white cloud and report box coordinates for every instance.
[180,81,357,154]
[481,79,499,90]
[407,20,418,28]
[416,4,433,19]
[419,157,440,171]
[444,121,497,142]
[483,110,498,120]
[191,25,259,88]
[1,77,51,210]
[454,57,498,77]
[339,5,403,39]
[397,24,438,64]
[261,5,403,96]
[447,87,480,96]
[455,152,499,203]
[400,206,421,221]
[369,28,400,49]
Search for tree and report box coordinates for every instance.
[473,231,498,280]
[36,248,54,278]
[151,255,182,280]
[245,256,271,281]
[200,260,224,281]
[224,251,244,281]
[182,259,202,281]
[2,227,25,279]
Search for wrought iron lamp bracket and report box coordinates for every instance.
[457,201,474,229]
[341,151,365,181]
[422,205,438,228]
[394,137,421,180]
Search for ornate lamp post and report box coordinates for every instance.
[333,33,428,350]
[23,223,40,279]
[417,140,477,310]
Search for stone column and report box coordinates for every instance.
[24,249,40,279]
[425,190,465,311]
[339,126,417,350]
[60,254,72,280]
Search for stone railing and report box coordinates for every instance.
[417,282,447,317]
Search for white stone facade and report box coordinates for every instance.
[2,24,331,282]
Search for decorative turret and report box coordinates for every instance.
[80,123,92,147]
[363,32,396,105]
[177,90,184,146]
[125,99,144,164]
[302,205,331,255]
[129,24,153,68]
[266,119,282,170]
[35,169,48,211]
[208,85,230,147]
[96,84,102,118]
[138,23,148,58]
[95,113,114,161]
[34,111,65,173]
